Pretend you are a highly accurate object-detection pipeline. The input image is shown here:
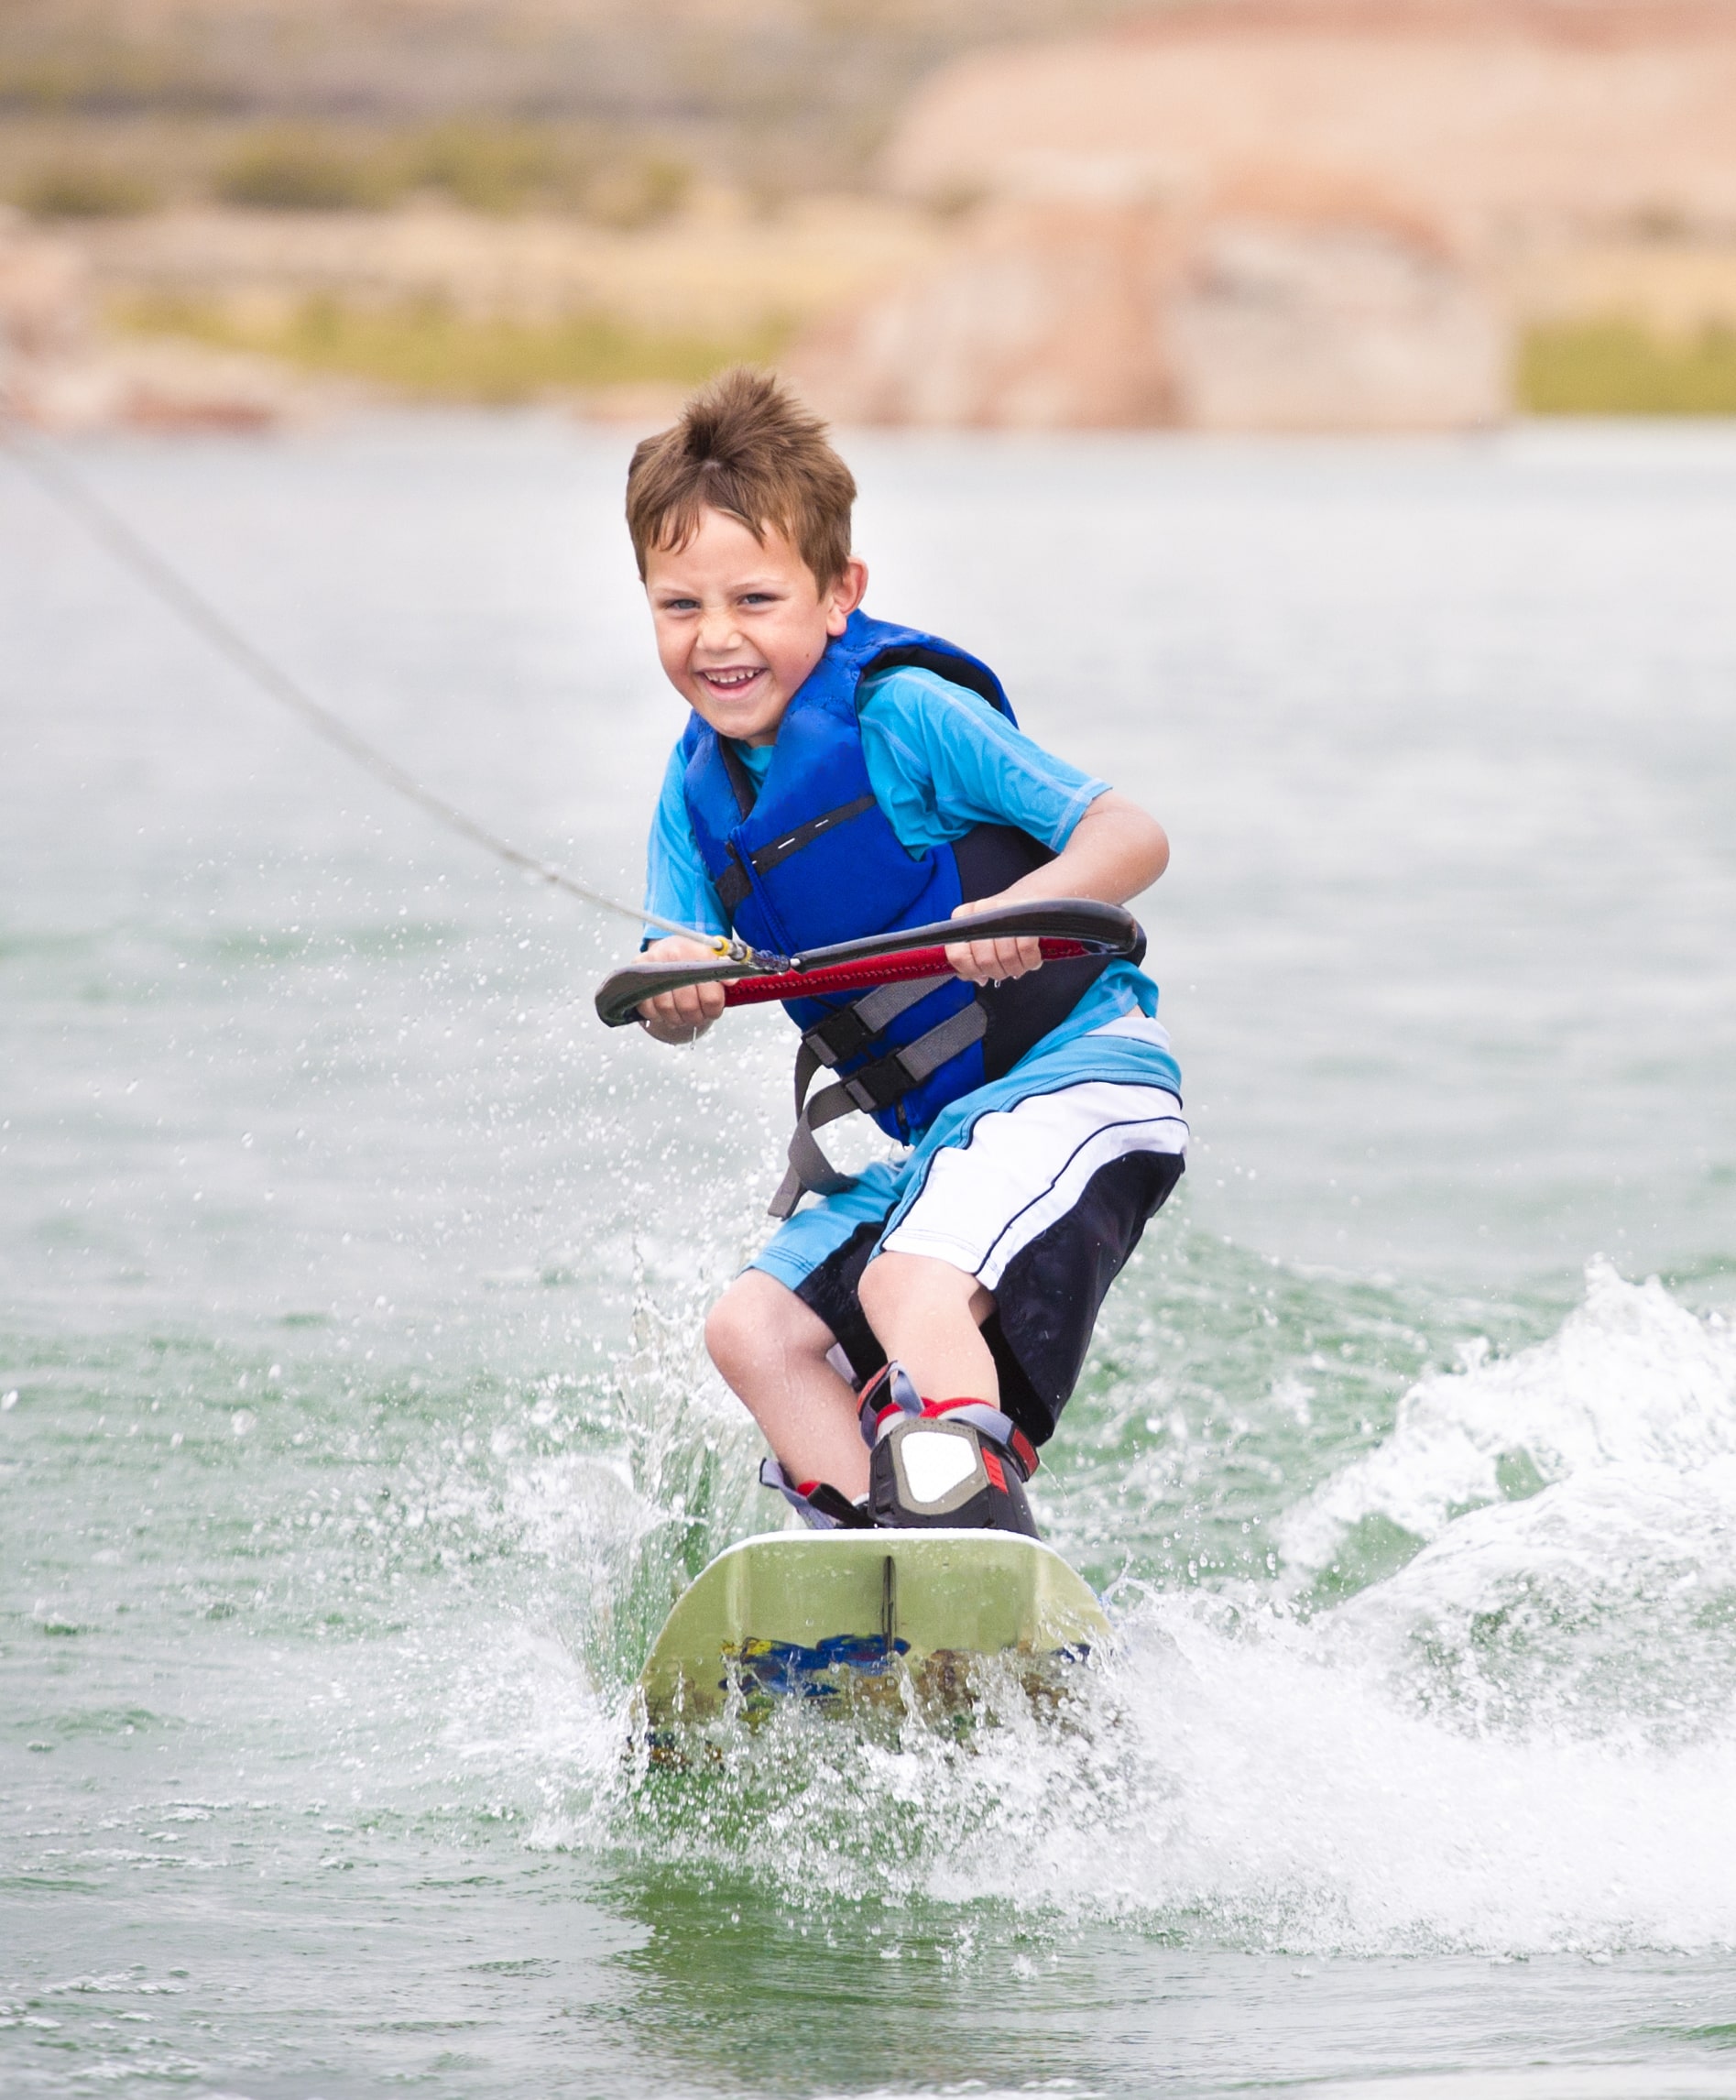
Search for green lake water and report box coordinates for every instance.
[4,414,1735,2097]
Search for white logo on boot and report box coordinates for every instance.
[899,1427,979,1504]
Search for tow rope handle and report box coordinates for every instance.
[593,899,1142,1029]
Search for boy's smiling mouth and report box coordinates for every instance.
[695,665,767,695]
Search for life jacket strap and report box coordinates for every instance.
[800,973,941,1069]
[836,997,988,1114]
[767,997,988,1219]
[718,738,759,818]
[752,795,879,878]
[715,793,881,917]
[715,848,752,917]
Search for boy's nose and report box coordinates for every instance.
[694,606,741,653]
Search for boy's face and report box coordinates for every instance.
[644,507,868,747]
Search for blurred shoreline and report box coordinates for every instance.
[5,1,1736,431]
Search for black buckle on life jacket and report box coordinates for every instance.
[803,1003,878,1066]
[767,997,988,1219]
[842,1046,919,1113]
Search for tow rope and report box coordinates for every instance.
[0,398,748,960]
[0,409,1146,1036]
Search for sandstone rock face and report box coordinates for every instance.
[792,195,1507,432]
[1169,215,1508,430]
[792,202,1186,428]
[794,2,1736,430]
[886,5,1736,244]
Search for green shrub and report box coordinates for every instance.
[19,161,158,218]
[582,154,693,230]
[214,130,396,212]
[1520,318,1736,415]
[402,123,562,213]
[115,290,786,402]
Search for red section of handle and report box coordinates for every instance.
[721,935,1089,1008]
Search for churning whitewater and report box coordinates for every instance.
[459,1258,1736,1959]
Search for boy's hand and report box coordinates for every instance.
[944,796,1170,985]
[637,935,727,1043]
[944,897,1044,984]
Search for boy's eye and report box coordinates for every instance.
[739,592,778,607]
[661,596,700,612]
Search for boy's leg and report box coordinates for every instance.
[854,1252,1038,1535]
[865,1075,1189,1447]
[704,1270,868,1499]
[713,1069,1185,1522]
[855,1252,998,1404]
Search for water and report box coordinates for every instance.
[4,413,1736,2097]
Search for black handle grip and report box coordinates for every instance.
[594,899,1142,1029]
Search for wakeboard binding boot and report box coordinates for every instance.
[759,1457,875,1529]
[857,1363,1041,1537]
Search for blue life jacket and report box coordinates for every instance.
[680,612,1116,1212]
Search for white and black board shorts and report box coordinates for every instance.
[748,1013,1187,1450]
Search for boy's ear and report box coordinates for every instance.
[824,555,869,637]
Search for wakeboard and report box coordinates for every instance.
[637,1527,1111,1731]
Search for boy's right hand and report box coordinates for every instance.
[637,935,727,1044]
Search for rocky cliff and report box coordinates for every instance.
[888,3,1736,240]
[793,2,1736,431]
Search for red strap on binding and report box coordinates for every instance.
[901,1395,1042,1480]
[857,1374,1040,1479]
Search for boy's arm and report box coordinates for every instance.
[857,665,1169,983]
[638,747,730,1043]
[639,793,1167,1030]
[944,791,1170,982]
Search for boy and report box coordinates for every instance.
[628,368,1185,1534]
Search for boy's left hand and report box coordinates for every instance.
[942,794,1170,985]
[944,897,1044,984]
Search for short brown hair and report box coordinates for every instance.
[626,366,856,587]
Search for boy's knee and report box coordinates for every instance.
[856,1254,899,1329]
[704,1283,760,1381]
[704,1272,819,1384]
[858,1250,985,1328]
